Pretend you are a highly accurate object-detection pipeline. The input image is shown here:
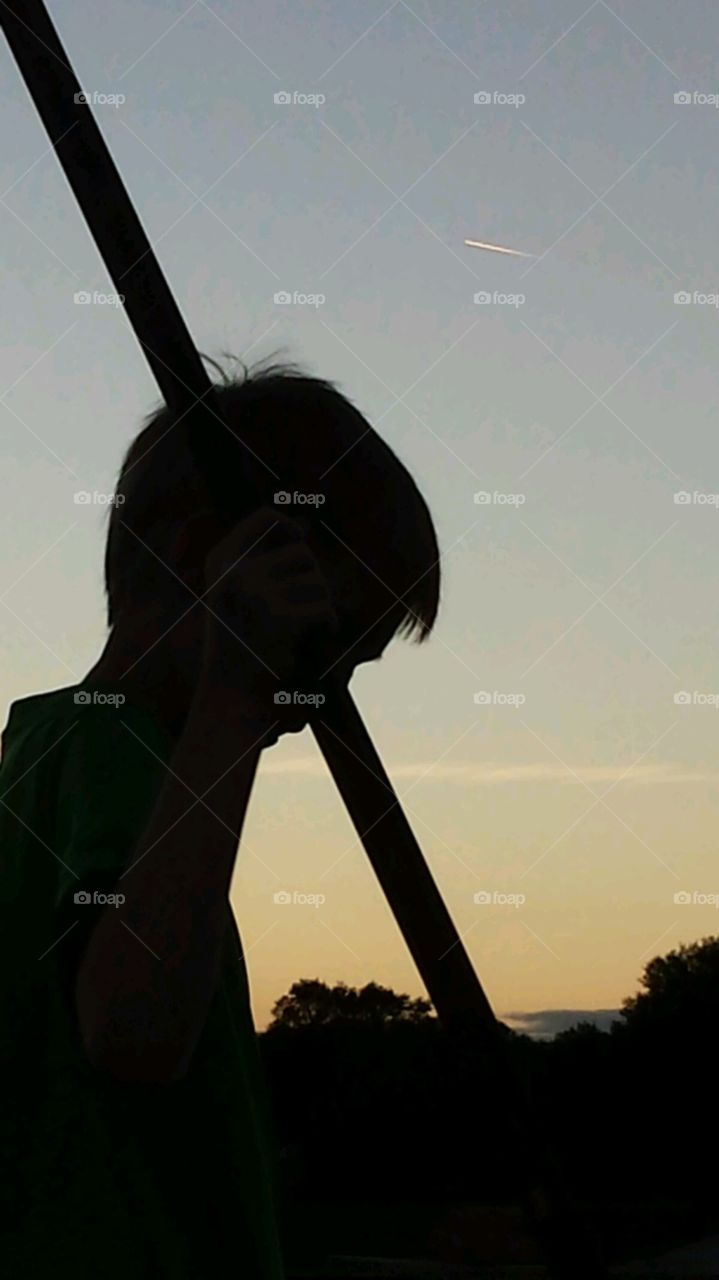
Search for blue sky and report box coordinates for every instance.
[2,1,719,1028]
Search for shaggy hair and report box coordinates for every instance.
[105,360,440,641]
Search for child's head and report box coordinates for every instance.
[105,362,440,684]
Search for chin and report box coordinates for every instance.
[284,716,309,735]
[263,716,308,747]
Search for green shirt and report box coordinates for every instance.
[0,683,285,1280]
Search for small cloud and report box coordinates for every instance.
[261,758,709,787]
[504,1009,621,1039]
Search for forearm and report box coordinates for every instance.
[76,683,274,1082]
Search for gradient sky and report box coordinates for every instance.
[2,0,719,1031]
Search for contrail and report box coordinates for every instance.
[464,238,534,258]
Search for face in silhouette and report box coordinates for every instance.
[167,509,403,742]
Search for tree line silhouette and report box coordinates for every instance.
[259,938,719,1266]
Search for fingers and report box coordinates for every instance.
[204,509,309,585]
[201,505,338,683]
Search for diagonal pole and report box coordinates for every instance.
[0,5,605,1276]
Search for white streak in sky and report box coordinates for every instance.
[464,238,534,258]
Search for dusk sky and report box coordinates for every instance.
[2,0,719,1030]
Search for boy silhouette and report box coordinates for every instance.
[0,363,440,1278]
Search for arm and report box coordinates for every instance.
[75,507,336,1084]
[75,684,267,1084]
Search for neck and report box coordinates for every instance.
[83,620,194,742]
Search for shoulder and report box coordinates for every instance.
[1,684,172,809]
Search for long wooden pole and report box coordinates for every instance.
[0,5,605,1275]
